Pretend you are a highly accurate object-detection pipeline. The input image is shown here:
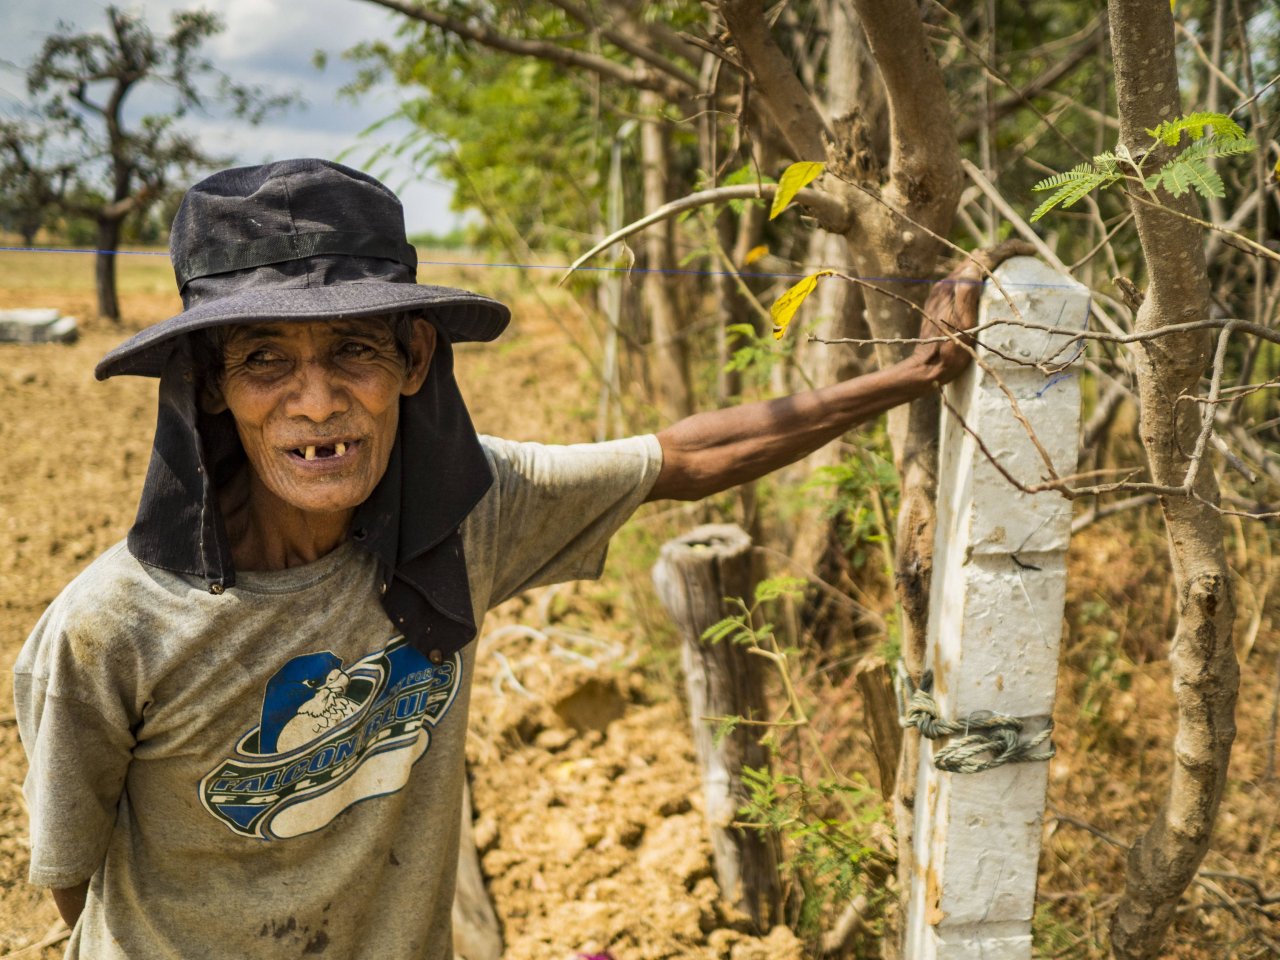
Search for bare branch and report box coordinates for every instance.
[1216,418,1280,487]
[954,16,1107,143]
[542,0,701,90]
[717,0,829,160]
[1080,379,1130,454]
[1107,2,1240,954]
[852,0,961,208]
[358,0,691,102]
[1071,494,1159,534]
[1175,21,1246,104]
[1210,434,1259,486]
[558,183,853,283]
[960,159,1132,341]
[1181,321,1236,490]
[1126,192,1280,267]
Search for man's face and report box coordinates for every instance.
[206,317,435,521]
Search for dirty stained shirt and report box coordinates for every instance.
[13,434,662,960]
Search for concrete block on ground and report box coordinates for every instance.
[0,309,79,344]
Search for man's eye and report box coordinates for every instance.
[244,350,283,368]
[338,341,376,359]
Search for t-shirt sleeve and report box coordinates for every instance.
[473,434,663,607]
[14,600,137,888]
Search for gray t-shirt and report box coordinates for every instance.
[14,434,662,960]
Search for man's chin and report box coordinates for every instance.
[264,475,376,521]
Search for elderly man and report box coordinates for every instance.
[15,159,999,959]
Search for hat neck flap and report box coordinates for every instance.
[128,333,492,659]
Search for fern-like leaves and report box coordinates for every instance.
[1030,111,1257,220]
[1144,133,1257,200]
[1030,160,1122,222]
[1146,111,1245,146]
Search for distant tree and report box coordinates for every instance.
[0,6,292,320]
[0,124,75,245]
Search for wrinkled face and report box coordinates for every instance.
[205,317,434,521]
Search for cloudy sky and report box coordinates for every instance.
[0,0,460,233]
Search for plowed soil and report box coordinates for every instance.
[1,247,1277,959]
[0,249,801,959]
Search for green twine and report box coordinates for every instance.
[894,659,1055,774]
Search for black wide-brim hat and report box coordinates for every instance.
[95,158,510,379]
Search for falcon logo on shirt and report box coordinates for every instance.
[198,636,461,840]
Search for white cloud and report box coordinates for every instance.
[3,0,459,233]
[209,0,401,62]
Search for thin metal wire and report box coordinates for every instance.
[0,244,1082,289]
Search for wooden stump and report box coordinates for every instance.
[652,524,783,930]
[854,656,901,803]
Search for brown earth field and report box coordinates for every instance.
[0,247,1278,959]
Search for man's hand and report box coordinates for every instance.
[910,240,1036,385]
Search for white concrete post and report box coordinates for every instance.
[903,257,1090,959]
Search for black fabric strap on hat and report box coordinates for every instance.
[175,231,418,288]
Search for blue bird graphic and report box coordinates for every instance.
[258,652,361,754]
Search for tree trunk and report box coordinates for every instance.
[640,91,692,422]
[651,524,783,932]
[716,3,963,949]
[845,2,963,938]
[1105,2,1239,957]
[95,216,122,322]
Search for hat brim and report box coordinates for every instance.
[95,280,510,380]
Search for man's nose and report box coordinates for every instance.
[284,360,350,422]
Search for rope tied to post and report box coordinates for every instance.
[894,660,1055,774]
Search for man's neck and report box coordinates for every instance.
[219,468,354,572]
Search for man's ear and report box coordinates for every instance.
[401,317,436,397]
[200,375,228,414]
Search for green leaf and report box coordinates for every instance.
[1093,152,1120,175]
[769,161,825,220]
[701,619,742,645]
[1146,156,1226,199]
[723,163,775,188]
[1146,112,1246,146]
[1174,136,1258,164]
[712,715,740,747]
[771,270,832,339]
[1179,157,1226,199]
[1024,160,1095,193]
[754,575,808,603]
[1030,170,1114,222]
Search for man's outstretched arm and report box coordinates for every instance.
[646,243,1028,503]
[647,351,939,502]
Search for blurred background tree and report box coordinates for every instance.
[0,5,293,321]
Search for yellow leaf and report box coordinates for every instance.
[743,244,769,266]
[1273,156,1280,183]
[771,270,833,340]
[769,161,825,220]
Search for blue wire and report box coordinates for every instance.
[0,244,1081,288]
